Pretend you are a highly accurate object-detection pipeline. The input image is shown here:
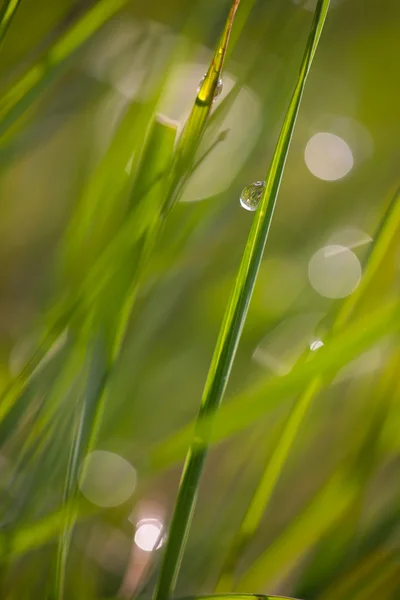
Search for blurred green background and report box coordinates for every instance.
[0,0,399,598]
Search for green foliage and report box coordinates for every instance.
[0,0,399,599]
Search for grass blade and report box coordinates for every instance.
[54,333,108,600]
[150,298,400,471]
[236,471,358,591]
[0,0,21,48]
[0,0,130,137]
[217,181,400,589]
[164,0,241,211]
[153,2,330,599]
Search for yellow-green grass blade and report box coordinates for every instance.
[236,471,358,591]
[55,333,108,600]
[332,184,400,333]
[153,2,329,600]
[55,116,178,599]
[0,0,21,48]
[216,182,400,589]
[0,0,247,429]
[294,350,400,599]
[0,0,130,137]
[0,304,396,562]
[320,545,400,600]
[150,298,400,471]
[0,117,176,436]
[164,0,241,212]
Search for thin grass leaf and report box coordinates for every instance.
[332,184,400,333]
[150,298,400,471]
[54,115,179,599]
[0,0,247,433]
[0,0,21,48]
[0,303,396,562]
[295,349,400,599]
[216,182,400,588]
[320,547,392,600]
[236,471,358,591]
[153,3,329,599]
[164,0,241,211]
[55,333,108,600]
[0,0,131,137]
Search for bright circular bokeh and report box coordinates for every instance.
[305,132,354,181]
[79,450,137,508]
[134,518,164,552]
[308,245,362,299]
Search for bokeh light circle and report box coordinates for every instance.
[305,133,354,181]
[308,245,361,299]
[79,450,137,508]
[134,519,163,552]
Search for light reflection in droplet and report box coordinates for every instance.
[79,450,137,508]
[240,180,265,211]
[305,133,354,181]
[308,245,361,299]
[160,62,261,202]
[253,313,325,375]
[134,518,164,552]
[197,74,223,101]
[310,340,324,351]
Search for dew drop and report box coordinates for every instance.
[240,180,265,211]
[197,75,223,101]
[310,340,324,351]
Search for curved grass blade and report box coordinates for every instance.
[150,297,400,471]
[332,184,400,332]
[0,0,130,138]
[216,183,400,589]
[153,2,329,599]
[0,0,21,48]
[0,0,248,431]
[55,333,109,600]
[236,471,358,591]
[164,0,241,212]
[0,301,394,562]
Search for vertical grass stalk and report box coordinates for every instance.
[153,2,330,599]
[217,189,400,588]
[0,0,21,48]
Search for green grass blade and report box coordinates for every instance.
[150,298,400,471]
[0,0,130,137]
[55,333,108,600]
[0,0,21,48]
[332,184,400,332]
[0,302,394,564]
[153,3,329,599]
[55,116,178,599]
[236,472,358,591]
[164,0,241,211]
[216,182,400,589]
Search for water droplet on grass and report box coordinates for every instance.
[240,180,265,211]
[310,340,324,351]
[197,75,223,101]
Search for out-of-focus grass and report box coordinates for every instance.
[0,0,399,599]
